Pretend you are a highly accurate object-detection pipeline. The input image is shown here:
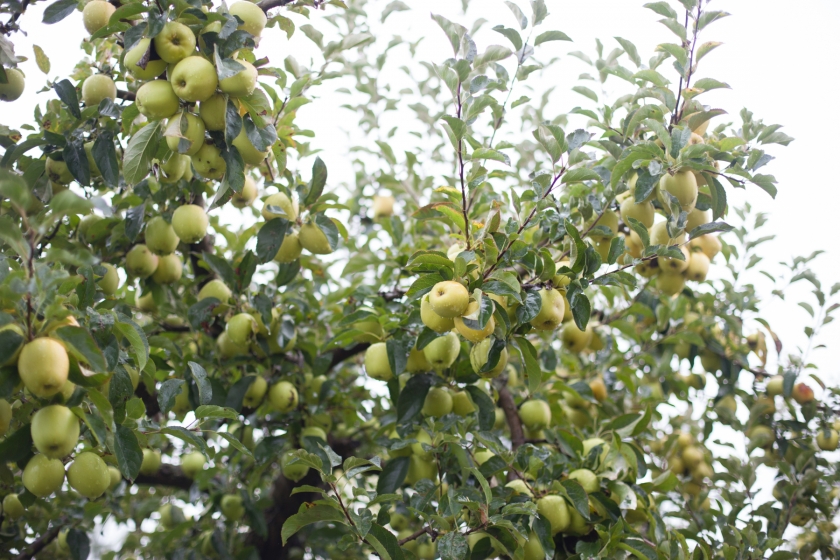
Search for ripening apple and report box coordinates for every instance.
[154,21,196,63]
[0,398,11,437]
[561,322,592,353]
[766,375,784,396]
[685,251,710,282]
[649,221,685,247]
[232,176,258,208]
[469,338,508,378]
[568,468,599,493]
[656,271,686,296]
[145,216,180,255]
[686,207,711,232]
[455,301,495,342]
[139,449,162,475]
[108,466,122,489]
[136,80,180,120]
[159,153,189,182]
[191,141,226,179]
[159,503,186,529]
[46,156,74,184]
[82,74,117,107]
[242,376,267,408]
[125,244,159,278]
[166,112,206,156]
[659,169,698,212]
[363,342,392,380]
[18,337,70,398]
[2,493,24,519]
[422,332,460,371]
[67,451,110,499]
[22,454,65,497]
[220,494,245,521]
[123,38,167,80]
[31,404,79,458]
[220,60,258,97]
[405,347,431,373]
[372,195,395,218]
[281,450,310,481]
[660,245,690,274]
[98,261,120,295]
[519,399,550,430]
[690,234,722,261]
[505,479,532,497]
[530,288,565,331]
[589,377,607,401]
[170,56,218,102]
[681,445,704,468]
[151,254,182,284]
[198,93,227,131]
[428,281,469,318]
[747,425,774,449]
[262,192,299,221]
[198,279,232,302]
[136,291,157,312]
[299,221,334,254]
[792,382,815,405]
[537,494,570,534]
[817,429,839,451]
[227,313,257,345]
[406,455,437,485]
[420,293,455,333]
[232,127,269,165]
[267,231,300,263]
[0,68,25,101]
[269,380,298,412]
[82,0,115,34]
[619,197,655,229]
[171,204,208,244]
[422,387,453,417]
[451,390,476,416]
[181,451,206,478]
[229,1,267,37]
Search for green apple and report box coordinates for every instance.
[171,204,208,244]
[125,244,159,278]
[170,56,218,102]
[619,197,654,229]
[181,451,206,478]
[649,221,686,247]
[505,479,532,497]
[136,80,180,120]
[405,454,437,485]
[685,207,711,232]
[229,1,267,37]
[0,398,11,437]
[428,281,469,318]
[272,232,302,263]
[405,347,431,373]
[152,254,183,284]
[589,209,619,239]
[537,494,570,534]
[422,387,453,417]
[522,532,544,560]
[136,291,157,312]
[656,272,685,296]
[217,331,245,358]
[82,74,116,107]
[352,319,383,343]
[387,430,412,458]
[568,468,599,493]
[451,390,476,416]
[22,454,65,498]
[159,503,186,529]
[232,175,258,208]
[389,511,408,531]
[166,112,206,156]
[422,332,460,371]
[145,216,180,255]
[685,251,710,282]
[299,221,333,254]
[139,449,162,475]
[561,322,592,353]
[469,338,508,378]
[242,376,267,408]
[191,141,226,179]
[123,38,167,80]
[226,313,256,345]
[766,375,784,396]
[108,466,122,489]
[220,60,258,97]
[690,234,722,261]
[410,429,433,458]
[420,293,454,333]
[2,493,24,519]
[46,156,73,184]
[198,279,232,302]
[154,21,196,63]
[529,288,565,331]
[269,380,298,412]
[0,68,25,101]
[18,338,70,398]
[417,541,436,560]
[78,213,103,240]
[659,245,690,274]
[455,301,495,343]
[262,192,299,221]
[67,451,110,499]
[232,127,268,165]
[220,494,245,521]
[281,451,309,482]
[301,426,327,441]
[82,0,115,33]
[519,399,551,430]
[659,169,698,213]
[160,154,189,181]
[681,445,704,468]
[567,507,590,535]
[817,429,839,451]
[31,404,79,458]
[199,93,227,131]
[364,342,392,381]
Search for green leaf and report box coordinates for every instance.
[67,528,90,560]
[656,43,688,68]
[0,328,24,367]
[313,214,339,251]
[696,41,723,62]
[562,168,601,183]
[492,25,522,51]
[114,318,148,371]
[368,524,405,560]
[570,292,591,330]
[195,404,238,420]
[216,431,253,458]
[33,45,50,74]
[431,14,467,56]
[281,504,348,545]
[692,77,730,92]
[376,456,410,495]
[53,79,80,119]
[515,337,541,395]
[571,86,598,102]
[560,479,590,520]
[505,1,528,29]
[531,0,548,25]
[397,374,432,424]
[55,325,107,372]
[161,425,208,454]
[255,217,289,264]
[42,0,77,24]
[303,156,327,206]
[688,221,733,238]
[123,121,162,186]
[474,45,513,67]
[114,424,143,480]
[93,132,120,187]
[471,148,510,166]
[465,385,496,430]
[534,30,572,45]
[698,10,730,30]
[188,361,213,405]
[381,0,409,22]
[0,424,32,464]
[614,37,640,66]
[438,531,469,560]
[643,1,677,19]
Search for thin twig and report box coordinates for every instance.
[14,524,62,560]
[455,82,470,250]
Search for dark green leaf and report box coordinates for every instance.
[465,385,495,430]
[67,528,91,560]
[303,157,327,206]
[114,424,143,480]
[63,140,90,186]
[281,504,347,545]
[53,79,80,118]
[92,132,120,187]
[561,479,590,520]
[0,424,32,464]
[55,326,107,372]
[397,373,432,424]
[255,218,289,264]
[688,221,732,238]
[157,379,184,415]
[188,361,213,405]
[376,456,410,495]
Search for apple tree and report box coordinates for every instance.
[0,0,838,558]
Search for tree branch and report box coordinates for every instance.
[134,463,193,490]
[117,89,136,101]
[398,525,439,545]
[496,383,525,450]
[13,524,62,560]
[256,0,296,13]
[328,342,369,371]
[135,381,161,418]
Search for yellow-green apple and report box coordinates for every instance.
[656,271,686,296]
[108,466,121,489]
[145,216,180,255]
[139,449,162,475]
[31,404,79,458]
[352,319,383,343]
[505,479,532,497]
[81,74,116,106]
[406,455,437,484]
[422,332,460,371]
[18,338,70,398]
[22,454,65,497]
[455,301,495,342]
[136,292,157,312]
[685,251,710,282]
[420,294,454,333]
[364,342,392,380]
[568,468,599,493]
[529,288,565,331]
[220,60,258,97]
[166,112,206,156]
[405,347,431,373]
[660,245,690,274]
[123,38,167,80]
[154,21,196,63]
[519,399,551,430]
[766,375,784,396]
[198,93,227,131]
[159,503,185,529]
[686,207,711,232]
[0,68,24,102]
[232,127,268,165]
[191,141,226,179]
[151,254,182,284]
[373,195,395,218]
[2,493,24,519]
[262,192,299,220]
[67,452,110,499]
[181,451,206,478]
[817,429,839,451]
[170,56,218,102]
[46,157,73,184]
[136,80,180,120]
[227,313,257,344]
[125,244,159,278]
[269,380,298,412]
[0,398,11,436]
[522,532,544,560]
[171,204,208,244]
[469,338,508,378]
[451,390,476,416]
[649,221,685,246]
[229,1,267,37]
[659,169,698,212]
[159,154,189,182]
[537,494,570,534]
[428,281,469,318]
[620,197,655,228]
[299,221,333,254]
[281,451,309,481]
[690,234,722,261]
[422,387,453,417]
[232,176,258,208]
[274,232,302,263]
[198,279,231,301]
[242,376,267,408]
[220,494,245,521]
[82,0,115,34]
[301,426,326,440]
[561,322,592,353]
[589,209,619,239]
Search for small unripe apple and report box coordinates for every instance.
[422,387,453,417]
[46,157,73,184]
[589,377,607,401]
[191,141,226,179]
[170,56,218,102]
[152,254,183,284]
[404,347,431,373]
[139,449,162,475]
[0,68,25,101]
[19,337,70,398]
[649,221,685,247]
[455,301,495,343]
[198,279,232,302]
[97,262,119,295]
[136,80,180,120]
[2,493,24,519]
[422,332,460,371]
[766,375,784,396]
[154,21,196,64]
[420,293,455,333]
[537,494,570,534]
[227,313,257,345]
[372,195,395,218]
[229,1,267,37]
[232,176,259,208]
[262,192,299,221]
[406,454,437,485]
[145,216,180,255]
[685,251,710,282]
[123,38,166,80]
[31,404,79,458]
[269,380,298,412]
[159,154,189,183]
[299,221,334,254]
[241,376,267,408]
[232,126,269,165]
[428,281,469,318]
[81,74,117,107]
[220,60,258,98]
[792,382,815,405]
[181,451,206,478]
[22,454,65,497]
[681,445,705,469]
[451,390,476,416]
[469,338,508,378]
[529,288,565,331]
[660,245,690,274]
[364,342,393,381]
[171,204,208,244]
[273,231,303,263]
[67,451,110,499]
[659,169,698,212]
[505,478,533,497]
[125,244,159,278]
[519,399,551,430]
[690,234,722,261]
[656,271,686,296]
[686,207,711,232]
[198,93,227,131]
[220,494,245,521]
[561,322,592,353]
[281,451,309,482]
[568,468,599,493]
[82,0,115,34]
[217,331,245,358]
[136,291,157,312]
[166,112,206,156]
[589,209,619,239]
